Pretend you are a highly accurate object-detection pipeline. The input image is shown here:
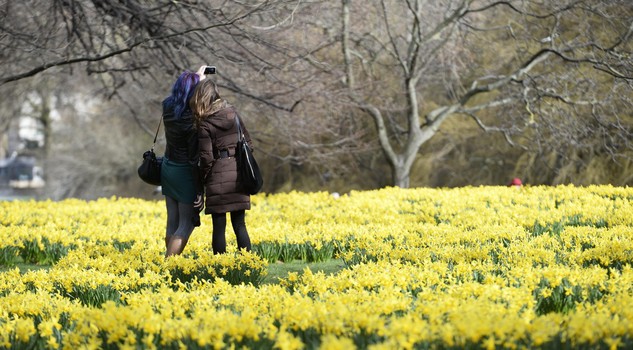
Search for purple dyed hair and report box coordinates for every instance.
[164,71,200,119]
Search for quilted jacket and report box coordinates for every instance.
[197,101,253,214]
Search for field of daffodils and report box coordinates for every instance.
[0,185,632,349]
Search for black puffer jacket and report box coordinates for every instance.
[198,101,253,214]
[162,103,201,191]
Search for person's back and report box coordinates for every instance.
[160,69,204,257]
[197,101,251,214]
[163,102,197,165]
[191,78,253,254]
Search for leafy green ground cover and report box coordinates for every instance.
[262,259,346,284]
[1,258,346,285]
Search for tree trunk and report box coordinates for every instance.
[392,163,410,188]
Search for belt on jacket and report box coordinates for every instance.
[215,149,233,159]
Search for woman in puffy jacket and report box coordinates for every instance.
[190,79,252,254]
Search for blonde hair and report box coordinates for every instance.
[190,79,221,126]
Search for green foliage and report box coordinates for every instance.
[167,255,267,287]
[263,259,346,285]
[0,246,20,266]
[531,215,609,237]
[110,239,135,252]
[533,277,606,316]
[19,238,70,265]
[252,240,337,263]
[63,284,123,308]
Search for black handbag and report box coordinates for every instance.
[137,117,163,186]
[235,116,263,194]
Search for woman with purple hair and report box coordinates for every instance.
[160,66,208,256]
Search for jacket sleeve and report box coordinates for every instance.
[198,123,214,183]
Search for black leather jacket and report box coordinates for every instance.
[162,103,201,191]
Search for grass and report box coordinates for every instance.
[0,261,50,273]
[0,258,348,285]
[262,258,347,284]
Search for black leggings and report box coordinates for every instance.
[211,210,251,254]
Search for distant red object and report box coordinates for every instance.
[509,178,522,187]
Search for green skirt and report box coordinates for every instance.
[161,158,196,204]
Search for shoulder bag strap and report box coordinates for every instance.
[151,115,163,152]
[235,115,244,143]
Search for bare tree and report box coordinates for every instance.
[335,0,632,187]
[0,0,308,196]
[0,0,305,104]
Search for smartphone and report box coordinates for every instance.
[204,66,216,74]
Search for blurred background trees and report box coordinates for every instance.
[0,0,631,199]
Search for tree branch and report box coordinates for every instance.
[424,48,552,129]
[360,104,399,167]
[0,4,263,85]
[467,0,579,19]
[462,110,527,149]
